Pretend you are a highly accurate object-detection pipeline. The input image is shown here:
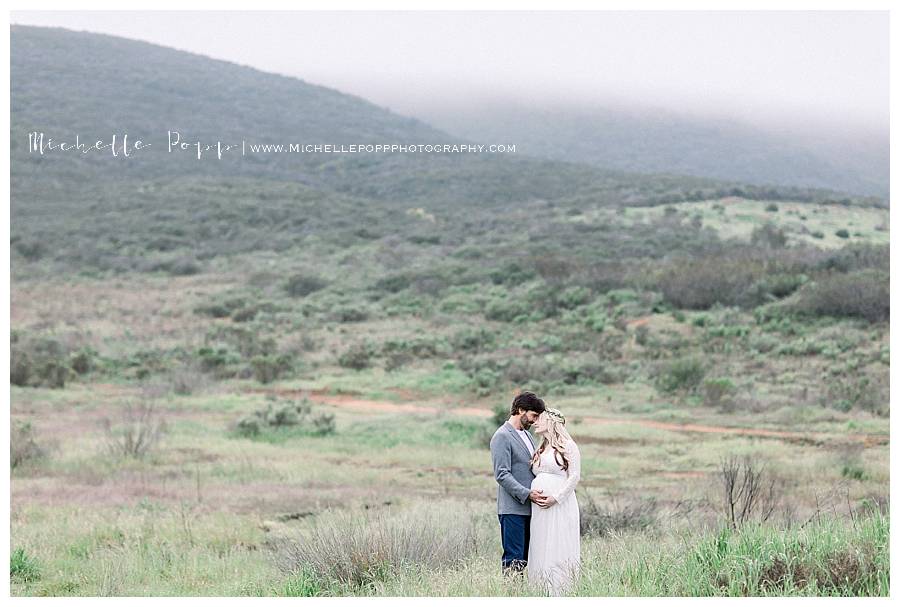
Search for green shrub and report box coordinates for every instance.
[791,270,888,323]
[489,261,537,285]
[235,416,263,437]
[823,372,888,416]
[492,404,508,426]
[450,327,496,353]
[233,398,335,439]
[14,239,47,261]
[194,296,247,318]
[835,228,850,239]
[578,303,608,332]
[312,413,336,436]
[656,357,707,394]
[10,547,41,583]
[270,401,307,426]
[558,286,592,309]
[333,306,370,323]
[251,353,294,384]
[10,336,71,388]
[231,306,259,322]
[841,464,868,481]
[194,303,231,318]
[751,222,787,248]
[658,255,767,310]
[165,256,202,276]
[753,273,807,299]
[818,243,888,273]
[279,569,323,597]
[10,355,30,387]
[69,348,95,375]
[11,421,47,469]
[702,377,736,410]
[338,342,376,370]
[285,272,328,297]
[561,352,618,385]
[205,325,276,358]
[484,298,529,322]
[196,346,240,374]
[470,367,501,397]
[374,273,411,293]
[635,324,650,346]
[384,351,413,372]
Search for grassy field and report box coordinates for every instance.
[10,195,890,596]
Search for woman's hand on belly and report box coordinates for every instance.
[536,495,557,509]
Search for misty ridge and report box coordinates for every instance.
[10,23,888,201]
[418,101,888,199]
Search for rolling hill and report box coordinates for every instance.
[421,103,889,199]
[11,25,880,210]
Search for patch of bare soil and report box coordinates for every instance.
[250,387,888,448]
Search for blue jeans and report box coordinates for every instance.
[498,513,531,572]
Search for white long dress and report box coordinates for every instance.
[527,440,581,596]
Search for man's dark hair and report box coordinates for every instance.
[509,391,546,416]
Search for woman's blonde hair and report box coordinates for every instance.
[531,408,573,471]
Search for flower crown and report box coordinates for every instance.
[545,407,566,425]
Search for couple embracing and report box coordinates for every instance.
[490,391,582,596]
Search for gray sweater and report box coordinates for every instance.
[490,421,536,515]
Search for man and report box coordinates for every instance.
[490,390,548,574]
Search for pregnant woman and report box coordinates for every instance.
[527,407,582,596]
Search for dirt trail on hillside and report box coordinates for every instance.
[248,387,888,448]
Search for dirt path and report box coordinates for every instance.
[248,388,888,448]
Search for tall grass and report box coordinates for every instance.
[11,499,888,597]
[269,503,486,588]
[269,503,889,597]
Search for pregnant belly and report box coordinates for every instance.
[531,472,566,494]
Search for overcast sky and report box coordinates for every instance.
[10,11,889,137]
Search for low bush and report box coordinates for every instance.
[656,357,707,394]
[311,413,336,436]
[233,397,335,438]
[69,348,96,375]
[580,491,659,537]
[251,353,295,384]
[658,255,768,310]
[10,421,47,469]
[790,270,888,323]
[823,371,888,416]
[484,297,530,322]
[702,377,737,410]
[332,306,370,323]
[817,243,888,273]
[10,547,41,583]
[450,327,496,353]
[270,504,483,587]
[338,342,377,370]
[751,222,787,248]
[100,399,168,459]
[10,335,71,388]
[285,272,328,297]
